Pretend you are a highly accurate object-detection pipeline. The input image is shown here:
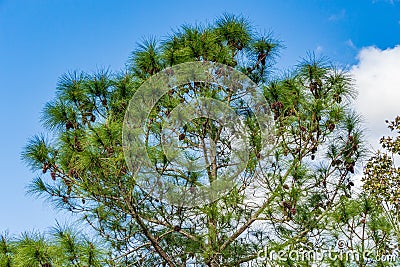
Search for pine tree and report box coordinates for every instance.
[0,225,106,267]
[22,14,367,266]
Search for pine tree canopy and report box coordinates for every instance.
[19,14,400,267]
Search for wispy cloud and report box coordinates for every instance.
[315,45,323,54]
[329,9,346,22]
[372,0,399,4]
[346,39,357,50]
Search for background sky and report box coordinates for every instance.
[1,0,400,234]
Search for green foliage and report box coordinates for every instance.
[363,117,400,209]
[363,116,400,241]
[0,226,107,267]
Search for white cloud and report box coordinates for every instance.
[351,45,400,151]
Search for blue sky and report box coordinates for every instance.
[1,0,399,234]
